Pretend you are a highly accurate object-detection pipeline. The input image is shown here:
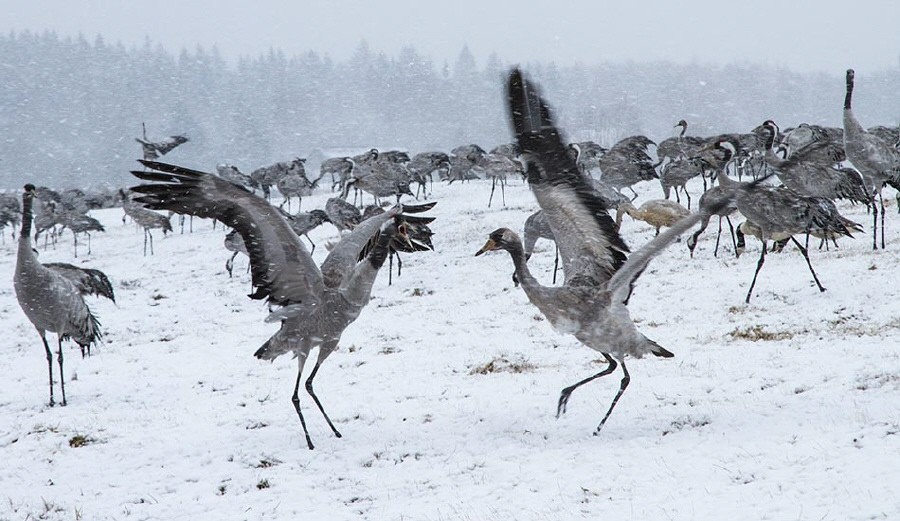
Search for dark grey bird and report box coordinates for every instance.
[224,228,250,278]
[842,69,900,249]
[325,197,363,233]
[779,124,846,165]
[320,156,356,193]
[447,144,487,183]
[714,141,854,303]
[597,135,659,200]
[119,189,173,255]
[43,263,116,304]
[130,160,436,450]
[476,69,736,434]
[474,153,520,207]
[276,161,319,212]
[354,204,436,285]
[59,210,105,258]
[135,123,189,161]
[14,185,103,406]
[281,208,331,255]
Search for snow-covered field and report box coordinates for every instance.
[1,176,899,520]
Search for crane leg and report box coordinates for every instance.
[557,353,618,417]
[57,336,67,407]
[41,333,55,407]
[594,358,630,434]
[291,353,315,450]
[143,229,148,256]
[552,246,560,285]
[745,242,767,303]
[790,237,826,293]
[305,234,316,256]
[225,252,238,278]
[725,216,737,258]
[879,194,885,249]
[488,178,496,208]
[305,341,342,439]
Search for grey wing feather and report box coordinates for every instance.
[508,68,629,285]
[131,161,324,307]
[44,262,115,302]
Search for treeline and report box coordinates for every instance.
[0,30,897,189]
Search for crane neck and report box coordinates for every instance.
[505,238,539,290]
[17,194,38,266]
[844,77,853,110]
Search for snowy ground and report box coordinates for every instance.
[1,175,899,521]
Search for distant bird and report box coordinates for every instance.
[131,160,436,450]
[476,69,734,434]
[281,209,331,255]
[14,185,103,406]
[407,151,450,199]
[119,189,172,255]
[655,120,707,168]
[343,152,414,206]
[135,123,188,161]
[276,162,318,211]
[320,156,355,193]
[251,157,307,201]
[0,192,21,242]
[223,229,250,278]
[473,153,519,207]
[216,163,258,192]
[447,144,487,183]
[842,69,900,249]
[59,210,105,258]
[567,141,608,176]
[615,199,690,236]
[522,210,559,285]
[597,135,659,199]
[324,197,363,233]
[779,124,845,165]
[659,156,703,208]
[686,144,740,258]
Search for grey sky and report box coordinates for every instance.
[2,0,899,72]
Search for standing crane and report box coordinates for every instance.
[14,185,105,406]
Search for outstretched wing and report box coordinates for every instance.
[131,160,324,307]
[44,262,115,303]
[507,68,629,285]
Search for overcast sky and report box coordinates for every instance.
[2,0,899,73]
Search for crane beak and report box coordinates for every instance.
[397,224,414,250]
[475,238,497,256]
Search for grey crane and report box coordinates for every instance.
[281,208,331,255]
[250,157,307,201]
[779,124,846,165]
[60,209,105,258]
[14,185,104,406]
[0,192,21,242]
[714,141,854,303]
[842,69,900,249]
[276,163,319,212]
[216,163,258,192]
[567,141,608,176]
[325,197,363,233]
[474,153,520,207]
[659,156,703,208]
[119,189,173,255]
[320,156,355,193]
[762,121,870,206]
[447,144,487,183]
[686,144,739,258]
[135,123,189,161]
[343,152,414,207]
[223,229,250,278]
[353,204,436,285]
[407,151,450,199]
[597,135,659,200]
[655,120,707,168]
[130,160,436,449]
[522,210,559,285]
[476,69,738,434]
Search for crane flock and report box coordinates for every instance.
[7,67,900,450]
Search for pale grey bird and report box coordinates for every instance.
[779,124,845,165]
[223,229,249,278]
[567,141,607,176]
[447,144,487,183]
[686,145,739,258]
[655,120,707,168]
[659,156,703,209]
[14,185,103,406]
[276,161,318,212]
[320,156,355,193]
[251,157,306,201]
[842,69,900,249]
[474,153,520,208]
[476,70,736,434]
[281,208,331,255]
[131,160,436,450]
[343,152,414,206]
[119,189,172,255]
[59,210,105,258]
